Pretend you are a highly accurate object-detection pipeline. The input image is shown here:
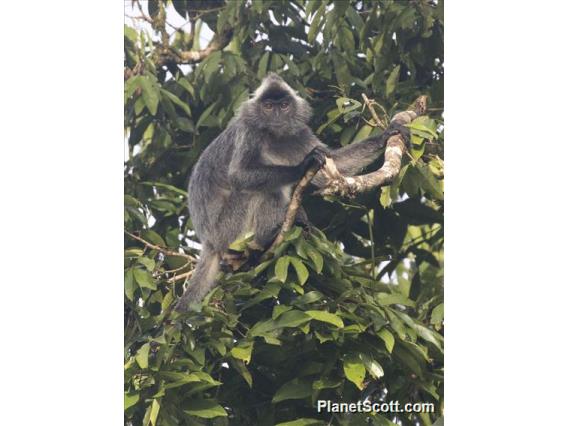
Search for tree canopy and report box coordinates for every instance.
[124,1,444,425]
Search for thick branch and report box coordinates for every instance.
[266,163,322,253]
[318,96,428,197]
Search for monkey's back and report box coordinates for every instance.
[187,124,243,249]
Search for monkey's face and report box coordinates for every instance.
[259,88,296,128]
[238,73,313,136]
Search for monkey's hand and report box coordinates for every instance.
[301,147,327,172]
[383,122,411,148]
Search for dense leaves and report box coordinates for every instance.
[124,1,443,425]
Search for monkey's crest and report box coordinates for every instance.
[236,73,312,137]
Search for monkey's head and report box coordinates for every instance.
[238,73,312,136]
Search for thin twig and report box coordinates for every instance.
[163,261,192,274]
[362,94,387,129]
[125,230,196,262]
[167,270,193,284]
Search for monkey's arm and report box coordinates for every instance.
[228,141,305,191]
[324,122,409,176]
[229,162,302,191]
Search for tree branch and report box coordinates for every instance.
[361,93,388,129]
[157,28,233,65]
[124,230,196,262]
[265,163,323,253]
[265,96,428,252]
[167,270,193,284]
[318,95,428,198]
[130,0,233,66]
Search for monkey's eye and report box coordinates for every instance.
[280,102,289,110]
[263,102,273,110]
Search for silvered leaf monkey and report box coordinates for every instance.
[176,73,409,311]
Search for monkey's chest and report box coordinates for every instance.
[259,152,295,200]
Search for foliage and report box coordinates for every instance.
[124,1,444,425]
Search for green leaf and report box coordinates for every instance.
[377,293,416,308]
[385,65,401,98]
[353,124,373,143]
[141,230,166,246]
[137,256,155,271]
[313,377,342,390]
[149,398,160,425]
[249,310,311,337]
[345,6,364,29]
[413,323,444,352]
[378,328,395,353]
[416,162,444,200]
[135,343,150,369]
[284,226,302,241]
[140,181,188,196]
[133,269,157,290]
[431,303,444,326]
[125,269,136,301]
[192,371,222,385]
[263,335,282,345]
[274,256,290,283]
[139,76,160,115]
[307,6,324,43]
[272,304,292,320]
[294,291,324,306]
[160,89,192,117]
[258,51,270,78]
[231,359,253,387]
[290,257,309,285]
[228,232,255,251]
[306,248,323,273]
[343,354,366,390]
[272,381,312,403]
[184,399,228,419]
[196,102,217,128]
[161,372,201,389]
[124,25,138,43]
[125,75,142,100]
[124,392,139,410]
[361,353,384,379]
[275,310,312,328]
[305,310,344,328]
[231,342,254,364]
[177,77,195,97]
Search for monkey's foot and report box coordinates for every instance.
[220,250,248,272]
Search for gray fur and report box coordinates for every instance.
[176,73,408,311]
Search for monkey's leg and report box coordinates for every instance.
[175,246,221,312]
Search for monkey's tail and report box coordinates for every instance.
[175,246,221,312]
